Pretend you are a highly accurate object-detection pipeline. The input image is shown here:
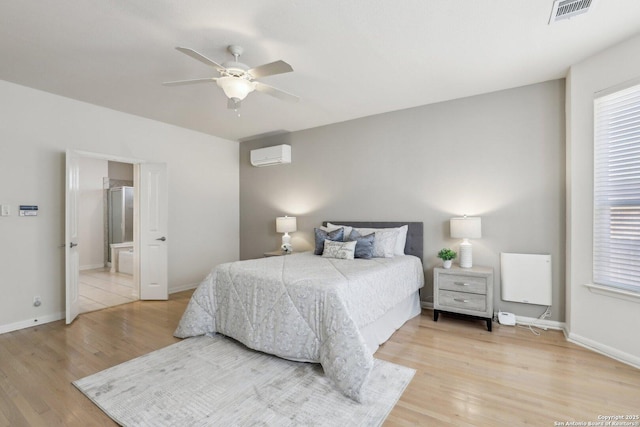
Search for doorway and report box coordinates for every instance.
[77,158,138,313]
[66,150,168,324]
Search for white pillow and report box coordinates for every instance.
[352,225,408,256]
[326,223,353,241]
[322,240,356,260]
[394,225,408,255]
[370,229,398,258]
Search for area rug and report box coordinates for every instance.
[73,335,414,426]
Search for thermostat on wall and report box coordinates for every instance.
[19,205,38,216]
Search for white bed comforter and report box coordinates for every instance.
[174,252,424,400]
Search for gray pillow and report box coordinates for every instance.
[314,227,345,255]
[348,229,375,259]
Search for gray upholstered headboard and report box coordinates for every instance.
[322,221,424,261]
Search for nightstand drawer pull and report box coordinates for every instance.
[454,282,470,286]
[453,298,469,303]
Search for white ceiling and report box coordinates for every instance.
[1,1,639,142]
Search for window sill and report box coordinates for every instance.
[584,283,640,304]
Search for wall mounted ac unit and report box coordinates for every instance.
[250,144,291,167]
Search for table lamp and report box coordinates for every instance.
[450,216,482,268]
[276,216,297,253]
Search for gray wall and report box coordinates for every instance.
[108,160,134,181]
[240,79,565,321]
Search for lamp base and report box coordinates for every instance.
[459,240,473,268]
[281,233,292,252]
[281,243,292,253]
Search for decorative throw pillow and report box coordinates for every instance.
[314,227,345,255]
[322,240,356,260]
[326,223,353,241]
[371,229,398,258]
[348,229,375,259]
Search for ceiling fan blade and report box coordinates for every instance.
[175,47,226,71]
[254,82,299,103]
[162,77,217,86]
[248,60,293,78]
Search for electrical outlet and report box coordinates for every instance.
[0,205,9,216]
[33,296,41,307]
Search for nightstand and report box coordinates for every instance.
[263,250,294,257]
[433,265,494,331]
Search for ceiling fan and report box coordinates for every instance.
[163,45,299,110]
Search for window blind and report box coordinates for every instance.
[593,83,640,293]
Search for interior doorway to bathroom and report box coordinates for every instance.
[66,150,168,324]
[77,158,138,313]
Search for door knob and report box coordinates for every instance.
[156,237,166,241]
[69,242,78,248]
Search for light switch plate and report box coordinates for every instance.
[1,205,10,216]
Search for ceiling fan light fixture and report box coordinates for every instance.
[167,45,298,107]
[217,76,255,101]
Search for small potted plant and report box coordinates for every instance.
[437,248,457,269]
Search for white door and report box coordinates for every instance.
[139,163,168,300]
[65,150,81,324]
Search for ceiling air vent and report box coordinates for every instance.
[548,0,595,24]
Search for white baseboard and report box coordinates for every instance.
[0,312,64,335]
[514,315,566,331]
[566,332,640,370]
[169,282,199,294]
[80,263,106,271]
[422,307,639,369]
[420,305,566,331]
[1,285,196,336]
[2,302,637,373]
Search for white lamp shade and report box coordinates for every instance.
[450,216,482,239]
[276,216,297,233]
[217,76,255,101]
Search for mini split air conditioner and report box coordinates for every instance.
[250,144,291,167]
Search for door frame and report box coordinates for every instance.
[66,150,148,323]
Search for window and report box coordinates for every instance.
[593,82,640,293]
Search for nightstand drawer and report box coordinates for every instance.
[438,290,486,312]
[438,274,487,295]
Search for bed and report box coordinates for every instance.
[174,221,424,401]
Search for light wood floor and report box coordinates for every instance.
[0,291,638,426]
[79,268,137,314]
